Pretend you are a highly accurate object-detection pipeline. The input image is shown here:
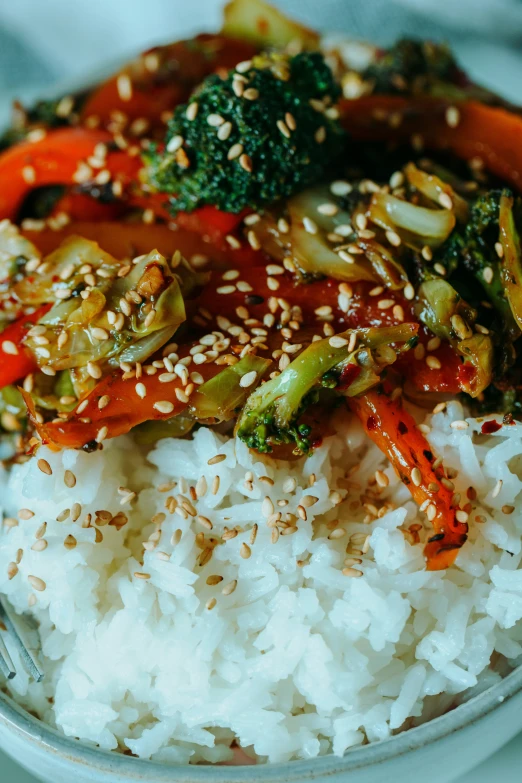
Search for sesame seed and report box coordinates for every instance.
[427,336,441,351]
[22,165,36,184]
[87,361,102,379]
[228,143,243,160]
[375,470,389,488]
[217,121,233,141]
[37,459,52,476]
[243,87,259,101]
[343,567,363,578]
[239,370,257,388]
[116,74,133,101]
[206,597,217,610]
[403,283,415,300]
[96,425,108,442]
[166,135,184,152]
[247,230,260,250]
[386,230,401,247]
[315,126,326,143]
[236,60,252,73]
[222,579,237,595]
[329,335,348,348]
[2,340,18,355]
[186,102,198,121]
[389,171,404,189]
[483,266,494,284]
[450,314,472,340]
[411,467,422,486]
[28,575,46,592]
[207,113,225,126]
[426,504,437,521]
[91,326,109,341]
[134,572,150,580]
[135,382,147,399]
[377,299,395,310]
[217,285,236,294]
[330,180,352,196]
[7,563,18,580]
[239,153,253,172]
[31,539,48,552]
[208,453,226,465]
[285,112,296,130]
[175,388,189,403]
[276,119,291,138]
[426,356,442,370]
[445,106,460,128]
[317,202,339,216]
[455,509,469,523]
[303,216,318,234]
[153,400,174,415]
[240,542,251,559]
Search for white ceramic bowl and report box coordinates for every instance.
[1,665,522,783]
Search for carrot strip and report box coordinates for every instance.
[349,388,468,570]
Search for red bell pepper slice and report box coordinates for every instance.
[341,96,522,192]
[0,304,52,387]
[349,388,468,570]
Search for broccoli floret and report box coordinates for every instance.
[237,324,416,454]
[146,51,347,214]
[364,39,458,95]
[0,98,80,151]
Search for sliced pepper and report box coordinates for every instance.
[0,304,52,387]
[349,388,468,570]
[341,97,522,192]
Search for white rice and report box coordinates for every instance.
[1,400,522,764]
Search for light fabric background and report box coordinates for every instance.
[0,0,521,780]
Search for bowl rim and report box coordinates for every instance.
[1,662,522,780]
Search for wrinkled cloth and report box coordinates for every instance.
[0,0,521,128]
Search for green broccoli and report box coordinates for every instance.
[237,324,417,454]
[0,98,80,152]
[364,39,458,95]
[146,51,347,214]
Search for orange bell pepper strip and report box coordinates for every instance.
[0,127,141,220]
[81,35,257,130]
[349,388,468,570]
[0,304,52,387]
[341,96,522,192]
[25,349,223,450]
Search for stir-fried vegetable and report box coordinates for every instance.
[146,51,346,214]
[0,305,52,387]
[237,323,418,454]
[190,354,272,421]
[223,0,320,50]
[499,192,522,331]
[404,162,469,223]
[349,388,468,570]
[415,278,494,396]
[369,191,456,250]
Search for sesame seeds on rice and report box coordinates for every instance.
[1,401,522,762]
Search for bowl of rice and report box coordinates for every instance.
[2,0,522,782]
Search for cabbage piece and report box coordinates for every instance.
[369,192,456,250]
[0,220,41,283]
[222,0,320,50]
[405,163,469,223]
[22,239,186,398]
[416,278,493,396]
[190,354,272,421]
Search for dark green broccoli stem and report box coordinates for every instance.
[237,323,417,455]
[146,51,347,214]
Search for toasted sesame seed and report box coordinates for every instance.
[37,458,52,475]
[315,126,326,143]
[134,572,150,580]
[378,299,395,310]
[483,266,494,284]
[303,216,318,234]
[28,575,46,591]
[375,470,389,488]
[389,171,404,189]
[343,567,363,578]
[285,112,296,130]
[240,542,251,559]
[239,370,257,388]
[208,453,226,465]
[135,382,147,399]
[18,508,34,520]
[236,60,252,73]
[31,539,48,552]
[386,230,401,247]
[7,562,18,580]
[426,504,437,522]
[329,335,348,348]
[491,479,503,498]
[239,153,253,172]
[403,283,415,300]
[450,314,472,340]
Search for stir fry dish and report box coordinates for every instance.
[2,0,522,574]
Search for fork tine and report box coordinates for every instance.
[0,628,16,680]
[0,597,45,682]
